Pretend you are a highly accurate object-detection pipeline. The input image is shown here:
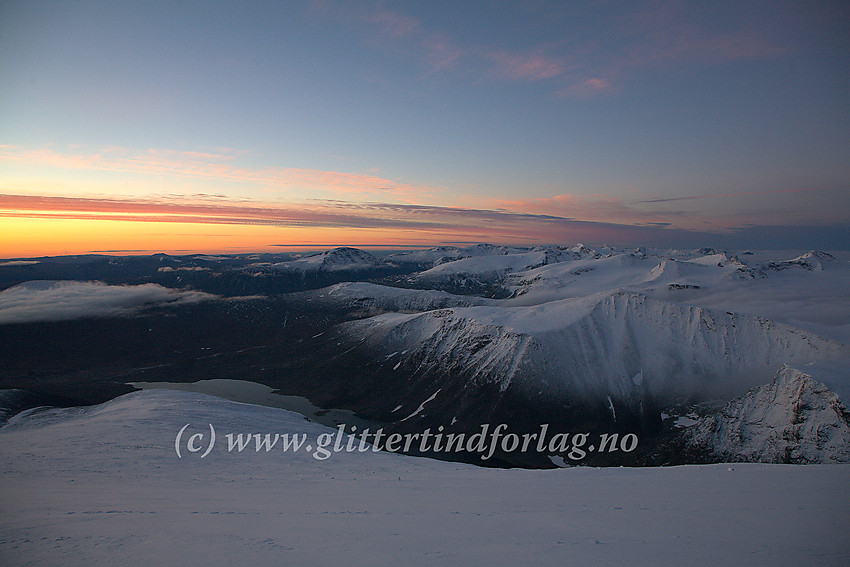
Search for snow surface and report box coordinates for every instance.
[1,389,848,566]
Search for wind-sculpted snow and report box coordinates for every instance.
[342,291,849,406]
[685,365,850,463]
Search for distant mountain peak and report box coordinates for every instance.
[271,247,388,272]
[567,243,601,258]
[761,250,837,273]
[319,247,384,267]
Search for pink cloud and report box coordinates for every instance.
[488,51,565,81]
[559,77,616,98]
[370,11,420,38]
[420,34,463,74]
[355,7,465,77]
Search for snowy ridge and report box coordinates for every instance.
[645,255,754,284]
[687,252,747,268]
[316,282,496,311]
[386,246,467,266]
[685,365,850,463]
[562,243,603,258]
[386,243,533,268]
[505,252,650,303]
[343,291,849,404]
[498,249,850,344]
[404,244,601,282]
[505,252,756,305]
[348,307,536,390]
[416,250,563,280]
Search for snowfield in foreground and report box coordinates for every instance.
[1,390,848,566]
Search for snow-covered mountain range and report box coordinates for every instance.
[294,244,850,464]
[1,243,848,465]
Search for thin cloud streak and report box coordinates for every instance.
[492,193,684,227]
[493,186,850,231]
[0,194,570,232]
[0,193,696,247]
[635,186,837,204]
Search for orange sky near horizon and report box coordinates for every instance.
[0,217,446,258]
[0,191,613,258]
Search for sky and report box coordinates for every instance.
[1,0,848,257]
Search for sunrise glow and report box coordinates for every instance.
[2,2,848,257]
